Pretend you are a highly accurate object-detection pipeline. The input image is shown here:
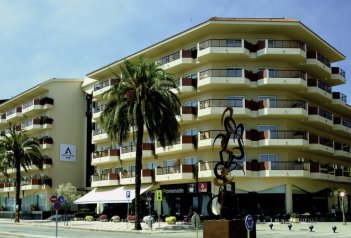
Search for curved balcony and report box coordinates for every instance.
[258,130,309,148]
[92,129,109,144]
[92,78,118,100]
[22,97,54,116]
[333,117,351,136]
[91,173,119,187]
[198,68,251,91]
[257,99,307,118]
[39,137,53,150]
[159,49,196,73]
[331,92,350,114]
[177,106,197,124]
[6,107,23,123]
[92,104,106,121]
[197,39,250,63]
[307,106,333,129]
[155,164,194,182]
[198,99,251,119]
[0,114,6,125]
[330,67,346,86]
[305,51,331,78]
[120,143,154,161]
[21,178,52,191]
[177,77,197,95]
[334,142,351,159]
[308,134,334,155]
[91,149,120,166]
[306,79,332,103]
[198,161,246,179]
[256,40,306,63]
[155,135,196,156]
[256,70,307,89]
[119,169,153,185]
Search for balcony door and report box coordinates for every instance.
[227,96,244,107]
[258,96,276,108]
[259,154,278,169]
[259,125,277,139]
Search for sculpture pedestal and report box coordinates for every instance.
[204,219,256,238]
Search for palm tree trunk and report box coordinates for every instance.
[15,156,21,223]
[134,106,144,230]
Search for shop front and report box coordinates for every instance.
[160,182,211,219]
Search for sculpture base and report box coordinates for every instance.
[204,219,256,238]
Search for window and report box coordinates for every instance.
[184,128,198,136]
[114,167,123,174]
[227,96,244,107]
[165,159,176,167]
[146,162,157,170]
[258,96,276,108]
[268,69,275,78]
[259,154,278,169]
[130,165,135,172]
[184,157,198,165]
[259,125,277,139]
[227,68,242,77]
[268,40,274,48]
[227,39,242,47]
[184,101,197,107]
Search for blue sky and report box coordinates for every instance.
[0,0,350,102]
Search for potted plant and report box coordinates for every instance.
[98,214,108,222]
[289,213,300,223]
[165,216,176,224]
[85,215,94,221]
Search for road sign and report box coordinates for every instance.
[126,190,131,199]
[53,202,61,210]
[340,191,346,197]
[58,195,65,203]
[155,190,162,202]
[245,214,255,231]
[50,195,57,204]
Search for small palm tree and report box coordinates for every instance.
[0,126,47,223]
[101,56,181,230]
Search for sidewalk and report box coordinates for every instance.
[1,218,350,236]
[0,219,198,233]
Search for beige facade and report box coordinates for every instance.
[0,78,86,213]
[82,17,351,219]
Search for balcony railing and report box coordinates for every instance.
[94,78,118,91]
[160,51,180,65]
[259,100,307,109]
[334,117,351,129]
[93,148,119,158]
[199,68,244,79]
[199,130,242,140]
[332,92,347,103]
[181,77,197,88]
[199,99,244,109]
[307,79,332,93]
[259,130,308,140]
[93,104,106,113]
[332,67,346,78]
[156,164,193,175]
[307,51,331,67]
[334,142,351,152]
[199,39,243,50]
[308,106,333,120]
[121,143,154,153]
[22,99,42,109]
[270,161,308,170]
[268,70,306,80]
[267,40,305,50]
[6,107,22,116]
[309,134,334,148]
[92,173,119,181]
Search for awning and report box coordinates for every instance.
[74,184,156,204]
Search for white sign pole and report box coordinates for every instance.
[55,209,58,238]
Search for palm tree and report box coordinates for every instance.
[0,126,46,223]
[101,56,181,230]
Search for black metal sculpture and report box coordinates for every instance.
[207,107,245,219]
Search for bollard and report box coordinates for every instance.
[309,225,313,232]
[269,223,273,230]
[288,224,292,230]
[332,226,337,233]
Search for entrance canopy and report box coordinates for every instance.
[74,184,155,204]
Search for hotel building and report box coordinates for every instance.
[80,17,351,220]
[0,78,86,217]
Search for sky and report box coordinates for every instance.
[0,0,350,102]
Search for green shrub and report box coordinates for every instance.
[85,215,94,221]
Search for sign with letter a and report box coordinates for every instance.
[60,144,76,162]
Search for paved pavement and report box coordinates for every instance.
[0,218,350,237]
